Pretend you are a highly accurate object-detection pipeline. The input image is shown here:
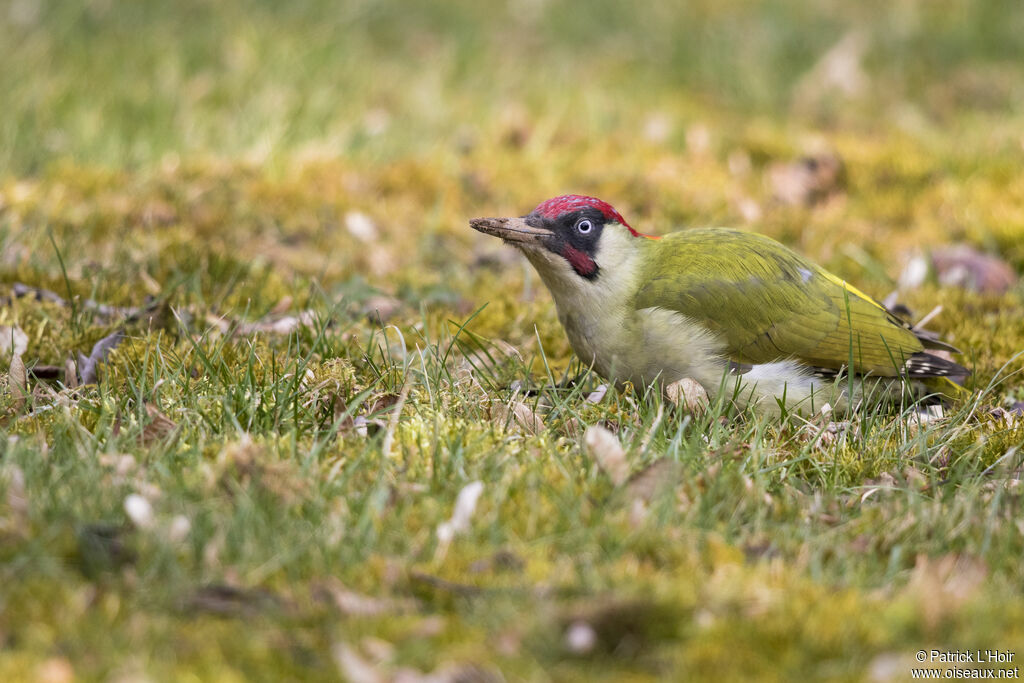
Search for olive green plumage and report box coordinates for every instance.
[470,195,969,411]
[634,229,958,377]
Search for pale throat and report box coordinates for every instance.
[521,228,647,375]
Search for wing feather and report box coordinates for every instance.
[633,229,937,376]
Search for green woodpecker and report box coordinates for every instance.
[470,195,967,413]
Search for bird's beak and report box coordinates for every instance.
[469,216,554,245]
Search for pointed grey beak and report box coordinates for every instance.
[469,216,554,245]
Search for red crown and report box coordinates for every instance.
[531,195,641,236]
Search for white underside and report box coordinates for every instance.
[720,359,832,414]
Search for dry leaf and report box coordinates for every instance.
[931,244,1017,293]
[333,642,497,683]
[510,400,543,434]
[436,481,484,557]
[768,153,844,206]
[142,403,177,444]
[0,325,28,357]
[124,493,155,529]
[236,310,318,336]
[585,384,608,403]
[584,425,629,486]
[63,358,78,389]
[626,459,680,503]
[78,330,125,385]
[362,295,402,324]
[345,211,379,243]
[333,643,384,683]
[8,352,28,410]
[493,400,544,434]
[12,282,65,305]
[380,383,410,458]
[665,378,708,413]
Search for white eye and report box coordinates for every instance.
[576,219,593,234]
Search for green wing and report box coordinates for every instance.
[633,229,925,376]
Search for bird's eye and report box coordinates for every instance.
[576,219,593,234]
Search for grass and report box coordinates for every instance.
[2,0,1024,680]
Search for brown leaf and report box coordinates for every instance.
[367,392,401,415]
[361,295,402,324]
[77,330,125,385]
[142,403,177,444]
[64,358,79,389]
[8,352,28,411]
[584,425,629,486]
[494,400,544,434]
[931,244,1017,293]
[626,459,681,503]
[585,384,608,403]
[510,400,543,434]
[665,378,708,413]
[236,310,318,336]
[344,211,379,243]
[0,325,28,357]
[768,153,844,206]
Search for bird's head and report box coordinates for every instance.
[470,195,656,284]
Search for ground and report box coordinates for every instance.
[1,1,1024,681]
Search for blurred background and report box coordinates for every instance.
[3,0,1023,170]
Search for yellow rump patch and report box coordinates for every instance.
[820,270,887,312]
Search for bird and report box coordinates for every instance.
[469,194,968,413]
